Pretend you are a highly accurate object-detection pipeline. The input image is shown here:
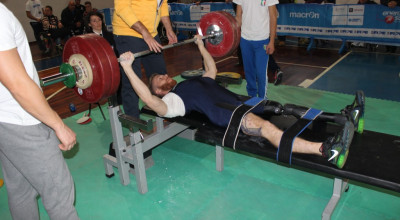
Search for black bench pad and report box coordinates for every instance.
[141,108,400,193]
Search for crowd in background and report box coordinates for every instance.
[26,0,98,54]
[26,0,399,55]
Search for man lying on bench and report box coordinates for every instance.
[119,35,365,169]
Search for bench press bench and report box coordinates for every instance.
[103,100,400,220]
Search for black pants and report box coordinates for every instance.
[30,22,45,51]
[114,35,167,118]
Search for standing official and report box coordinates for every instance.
[113,0,177,118]
[234,0,278,99]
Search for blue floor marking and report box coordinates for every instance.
[34,55,62,71]
[309,52,400,102]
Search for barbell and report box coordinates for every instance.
[41,11,240,103]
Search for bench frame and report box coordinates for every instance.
[103,105,351,219]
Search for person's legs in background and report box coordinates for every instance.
[236,45,243,65]
[254,39,269,99]
[141,35,167,79]
[278,35,286,46]
[268,55,283,85]
[268,55,279,73]
[30,22,46,51]
[115,35,145,118]
[240,38,257,97]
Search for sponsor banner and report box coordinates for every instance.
[105,4,399,45]
[168,3,235,31]
[98,4,234,32]
[277,4,400,44]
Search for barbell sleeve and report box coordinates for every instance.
[41,72,73,87]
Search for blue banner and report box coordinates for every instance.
[105,3,400,46]
[277,4,400,45]
[98,8,114,32]
[168,3,234,31]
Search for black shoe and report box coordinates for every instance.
[274,70,283,85]
[341,90,365,134]
[43,48,51,55]
[56,44,63,53]
[321,121,354,169]
[56,45,63,55]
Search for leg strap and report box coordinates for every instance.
[222,97,266,150]
[277,108,323,164]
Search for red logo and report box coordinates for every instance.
[385,15,395,24]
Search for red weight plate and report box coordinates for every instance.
[216,11,236,56]
[221,11,240,55]
[89,34,120,97]
[199,11,236,58]
[226,11,241,53]
[218,11,240,56]
[215,11,239,57]
[199,12,235,57]
[63,34,113,103]
[79,34,113,98]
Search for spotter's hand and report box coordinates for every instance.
[119,52,135,67]
[143,32,163,53]
[167,30,178,45]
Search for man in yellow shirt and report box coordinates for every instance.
[113,0,177,118]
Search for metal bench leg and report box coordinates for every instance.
[322,178,349,220]
[216,145,224,172]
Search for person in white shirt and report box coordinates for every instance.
[0,3,79,219]
[234,0,278,99]
[26,0,46,51]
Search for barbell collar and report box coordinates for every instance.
[40,63,77,88]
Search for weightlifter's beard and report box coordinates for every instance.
[160,78,177,92]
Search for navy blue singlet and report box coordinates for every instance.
[171,77,242,127]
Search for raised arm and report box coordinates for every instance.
[119,52,168,116]
[195,35,217,79]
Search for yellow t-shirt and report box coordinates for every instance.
[113,0,169,38]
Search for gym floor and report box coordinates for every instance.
[0,37,399,219]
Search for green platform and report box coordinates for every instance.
[1,80,399,219]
